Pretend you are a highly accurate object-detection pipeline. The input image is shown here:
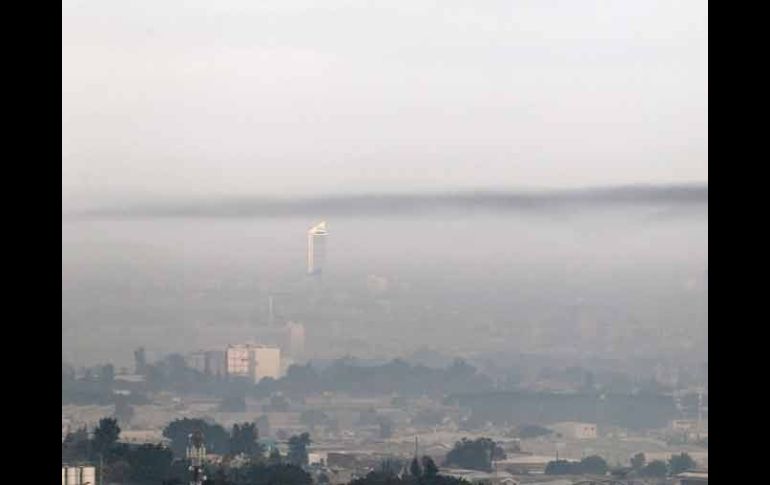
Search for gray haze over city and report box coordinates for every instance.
[63,0,707,368]
[63,1,707,482]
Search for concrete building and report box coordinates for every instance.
[253,346,281,380]
[62,465,96,485]
[549,422,598,440]
[226,344,281,383]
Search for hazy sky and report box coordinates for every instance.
[62,0,707,203]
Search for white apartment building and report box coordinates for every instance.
[226,344,281,383]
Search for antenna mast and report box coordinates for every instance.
[187,430,206,485]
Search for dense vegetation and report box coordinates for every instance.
[62,417,312,485]
[443,438,506,471]
[63,357,494,406]
[545,455,608,476]
[625,452,698,478]
[64,355,694,435]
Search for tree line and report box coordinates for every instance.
[544,451,698,479]
[62,417,314,484]
[64,356,496,406]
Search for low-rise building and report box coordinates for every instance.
[62,465,96,485]
[676,469,708,484]
[442,468,519,484]
[495,454,557,475]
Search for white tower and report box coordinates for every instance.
[307,221,328,275]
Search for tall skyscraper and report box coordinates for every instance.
[307,221,328,275]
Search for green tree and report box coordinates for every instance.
[640,460,668,477]
[127,444,174,483]
[268,447,283,466]
[163,418,206,457]
[230,422,264,458]
[421,456,439,479]
[444,437,505,471]
[206,423,231,455]
[62,426,91,462]
[630,452,646,470]
[104,459,131,483]
[93,417,121,454]
[163,418,230,457]
[409,457,421,477]
[580,455,608,475]
[287,432,311,467]
[203,465,229,485]
[545,460,580,475]
[668,452,696,475]
[240,463,312,485]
